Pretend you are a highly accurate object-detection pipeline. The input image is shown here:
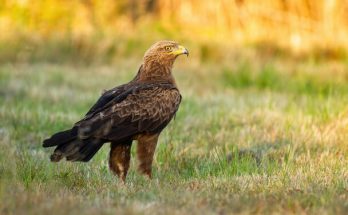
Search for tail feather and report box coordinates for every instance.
[67,139,104,162]
[43,127,78,147]
[43,127,104,162]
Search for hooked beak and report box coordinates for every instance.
[172,45,189,57]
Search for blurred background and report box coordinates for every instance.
[1,0,348,64]
[1,2,348,214]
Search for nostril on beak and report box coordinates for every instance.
[184,48,189,57]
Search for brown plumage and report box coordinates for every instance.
[43,41,188,182]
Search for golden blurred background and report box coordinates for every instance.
[0,0,347,63]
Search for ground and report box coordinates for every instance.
[0,54,347,214]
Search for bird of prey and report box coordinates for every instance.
[43,41,188,182]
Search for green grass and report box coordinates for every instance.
[0,56,347,214]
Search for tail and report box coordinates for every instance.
[42,127,105,162]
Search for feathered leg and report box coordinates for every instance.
[136,134,159,179]
[109,140,132,182]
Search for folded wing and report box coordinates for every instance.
[76,84,182,142]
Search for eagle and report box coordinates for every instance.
[43,41,188,182]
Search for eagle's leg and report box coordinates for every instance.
[109,140,132,182]
[136,134,159,179]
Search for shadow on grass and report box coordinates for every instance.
[153,136,300,182]
[156,147,287,181]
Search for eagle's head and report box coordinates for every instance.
[143,40,189,68]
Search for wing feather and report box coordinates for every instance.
[84,84,129,117]
[76,85,181,141]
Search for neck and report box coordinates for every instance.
[132,61,176,85]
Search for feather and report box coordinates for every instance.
[42,127,77,147]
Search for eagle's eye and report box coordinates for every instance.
[164,46,172,51]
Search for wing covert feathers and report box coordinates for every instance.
[77,84,181,140]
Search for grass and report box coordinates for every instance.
[0,55,347,214]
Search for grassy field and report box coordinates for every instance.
[0,54,347,214]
